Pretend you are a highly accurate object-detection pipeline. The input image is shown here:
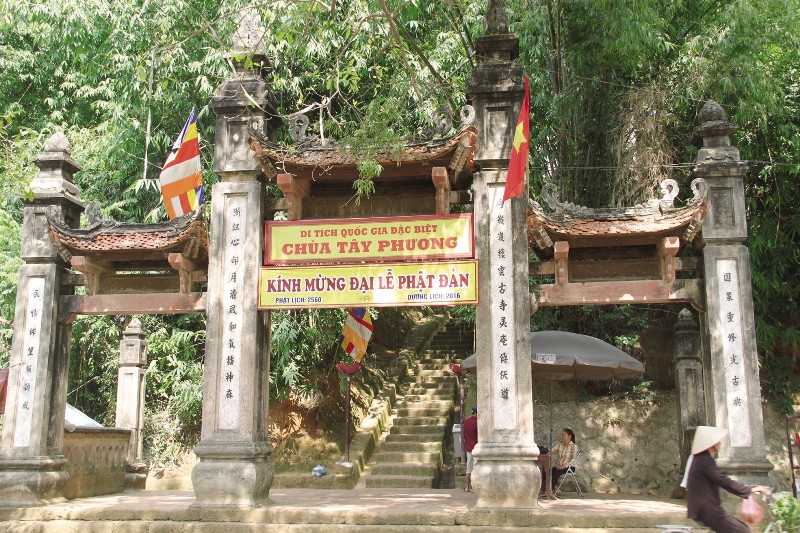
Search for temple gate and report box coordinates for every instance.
[0,1,771,510]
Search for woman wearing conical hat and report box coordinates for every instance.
[680,426,770,532]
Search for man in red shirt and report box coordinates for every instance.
[463,406,478,492]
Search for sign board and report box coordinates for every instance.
[264,214,473,265]
[258,260,478,309]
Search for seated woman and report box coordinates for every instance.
[549,427,578,491]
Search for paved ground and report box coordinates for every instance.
[0,488,709,532]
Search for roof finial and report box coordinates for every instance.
[232,8,267,56]
[43,132,71,155]
[484,0,509,35]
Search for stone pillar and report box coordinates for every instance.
[694,101,772,483]
[0,133,84,505]
[466,0,540,509]
[673,309,706,453]
[115,318,147,462]
[191,9,276,507]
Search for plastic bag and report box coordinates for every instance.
[311,465,328,477]
[739,493,763,525]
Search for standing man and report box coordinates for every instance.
[463,406,478,492]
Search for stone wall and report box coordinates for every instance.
[535,391,792,496]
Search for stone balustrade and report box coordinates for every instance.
[62,427,131,499]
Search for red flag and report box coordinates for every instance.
[503,76,530,203]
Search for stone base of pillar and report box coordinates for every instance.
[472,456,541,509]
[191,442,274,507]
[124,462,148,491]
[0,456,69,506]
[718,458,774,487]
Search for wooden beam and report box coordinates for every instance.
[168,253,199,273]
[60,292,207,323]
[60,273,86,288]
[169,253,203,294]
[657,237,680,284]
[277,173,311,221]
[553,241,569,286]
[71,256,115,296]
[98,274,183,295]
[532,278,704,311]
[431,166,450,215]
[71,256,114,275]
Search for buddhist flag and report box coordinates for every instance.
[503,76,530,203]
[340,308,374,362]
[159,108,205,220]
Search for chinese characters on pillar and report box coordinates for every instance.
[218,196,247,430]
[489,187,517,429]
[716,259,751,447]
[13,277,45,448]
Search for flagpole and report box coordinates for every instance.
[345,374,352,463]
[334,342,353,465]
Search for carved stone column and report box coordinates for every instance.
[115,318,147,463]
[694,101,772,483]
[466,0,540,509]
[674,309,706,451]
[191,10,276,507]
[0,133,84,505]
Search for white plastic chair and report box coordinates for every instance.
[554,450,583,498]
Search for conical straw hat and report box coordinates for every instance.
[691,426,729,455]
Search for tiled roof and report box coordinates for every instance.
[47,202,208,266]
[527,180,707,255]
[252,126,476,168]
[248,107,477,182]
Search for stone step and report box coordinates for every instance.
[364,474,435,489]
[417,363,453,371]
[389,424,446,435]
[395,406,451,418]
[423,347,469,354]
[380,441,443,453]
[429,334,472,342]
[418,357,453,364]
[386,433,443,443]
[404,389,456,402]
[401,393,453,402]
[369,462,439,477]
[405,387,453,396]
[422,349,463,357]
[426,346,472,353]
[372,451,441,463]
[397,398,453,408]
[392,416,449,426]
[414,368,449,377]
[426,345,472,352]
[406,381,453,389]
[414,376,455,385]
[430,331,471,338]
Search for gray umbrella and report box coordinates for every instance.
[461,330,644,447]
[461,330,644,380]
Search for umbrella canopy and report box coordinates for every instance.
[461,330,644,381]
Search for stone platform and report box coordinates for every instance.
[0,488,708,532]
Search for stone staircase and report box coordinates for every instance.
[365,321,474,488]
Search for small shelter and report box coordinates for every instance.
[527,179,707,308]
